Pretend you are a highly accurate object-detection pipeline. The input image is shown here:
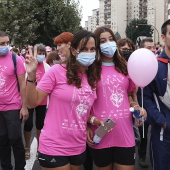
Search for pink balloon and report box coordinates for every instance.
[127,48,158,88]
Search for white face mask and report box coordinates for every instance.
[77,52,96,67]
[0,46,9,56]
[100,41,117,58]
[37,55,45,63]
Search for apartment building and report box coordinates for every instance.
[127,0,140,23]
[99,0,127,38]
[87,16,92,31]
[165,0,168,20]
[84,0,166,43]
[84,21,88,30]
[92,8,100,31]
[85,9,100,32]
[167,0,170,19]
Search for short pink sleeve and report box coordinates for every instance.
[37,66,56,94]
[127,76,136,93]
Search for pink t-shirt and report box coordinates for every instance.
[20,55,25,63]
[37,64,97,156]
[0,52,25,111]
[90,64,136,149]
[36,63,46,105]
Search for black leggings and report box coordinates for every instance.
[24,105,46,131]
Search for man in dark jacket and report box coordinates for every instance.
[137,20,170,170]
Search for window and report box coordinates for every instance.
[168,9,170,15]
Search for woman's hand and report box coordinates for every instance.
[93,118,104,127]
[133,106,147,126]
[25,45,38,76]
[138,107,147,119]
[86,126,94,145]
[135,118,143,127]
[134,106,147,120]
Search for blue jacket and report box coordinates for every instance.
[137,50,170,141]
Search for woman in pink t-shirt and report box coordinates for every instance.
[54,32,73,61]
[87,27,146,170]
[25,30,100,170]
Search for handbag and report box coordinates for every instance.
[133,118,141,147]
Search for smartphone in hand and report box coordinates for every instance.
[95,118,116,138]
[93,118,116,145]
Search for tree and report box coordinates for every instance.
[0,0,81,47]
[115,32,121,40]
[125,19,154,44]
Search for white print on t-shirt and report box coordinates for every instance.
[76,86,92,118]
[0,65,8,95]
[70,87,77,115]
[108,84,124,108]
[102,74,124,107]
[99,74,132,119]
[70,86,93,118]
[62,85,94,131]
[76,95,90,118]
[113,109,130,119]
[62,119,86,131]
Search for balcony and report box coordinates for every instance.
[104,9,111,14]
[104,3,111,7]
[104,21,111,24]
[104,25,111,28]
[104,0,111,4]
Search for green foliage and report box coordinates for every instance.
[125,19,154,44]
[0,0,81,47]
[115,32,121,40]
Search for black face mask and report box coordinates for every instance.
[122,50,133,61]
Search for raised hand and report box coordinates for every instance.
[25,45,38,75]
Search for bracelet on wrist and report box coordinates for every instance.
[90,116,96,125]
[133,104,139,108]
[130,101,137,105]
[27,78,37,84]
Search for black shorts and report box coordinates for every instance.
[89,146,135,167]
[38,151,86,168]
[24,105,46,131]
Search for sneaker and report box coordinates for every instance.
[139,157,149,168]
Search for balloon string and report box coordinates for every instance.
[141,88,144,138]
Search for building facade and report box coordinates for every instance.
[84,0,166,44]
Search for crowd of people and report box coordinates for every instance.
[0,19,169,170]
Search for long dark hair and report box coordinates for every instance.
[94,26,128,75]
[66,30,100,89]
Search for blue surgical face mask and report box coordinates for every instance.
[37,55,45,63]
[77,52,96,67]
[0,46,9,56]
[100,41,117,58]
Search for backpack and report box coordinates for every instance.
[12,53,20,92]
